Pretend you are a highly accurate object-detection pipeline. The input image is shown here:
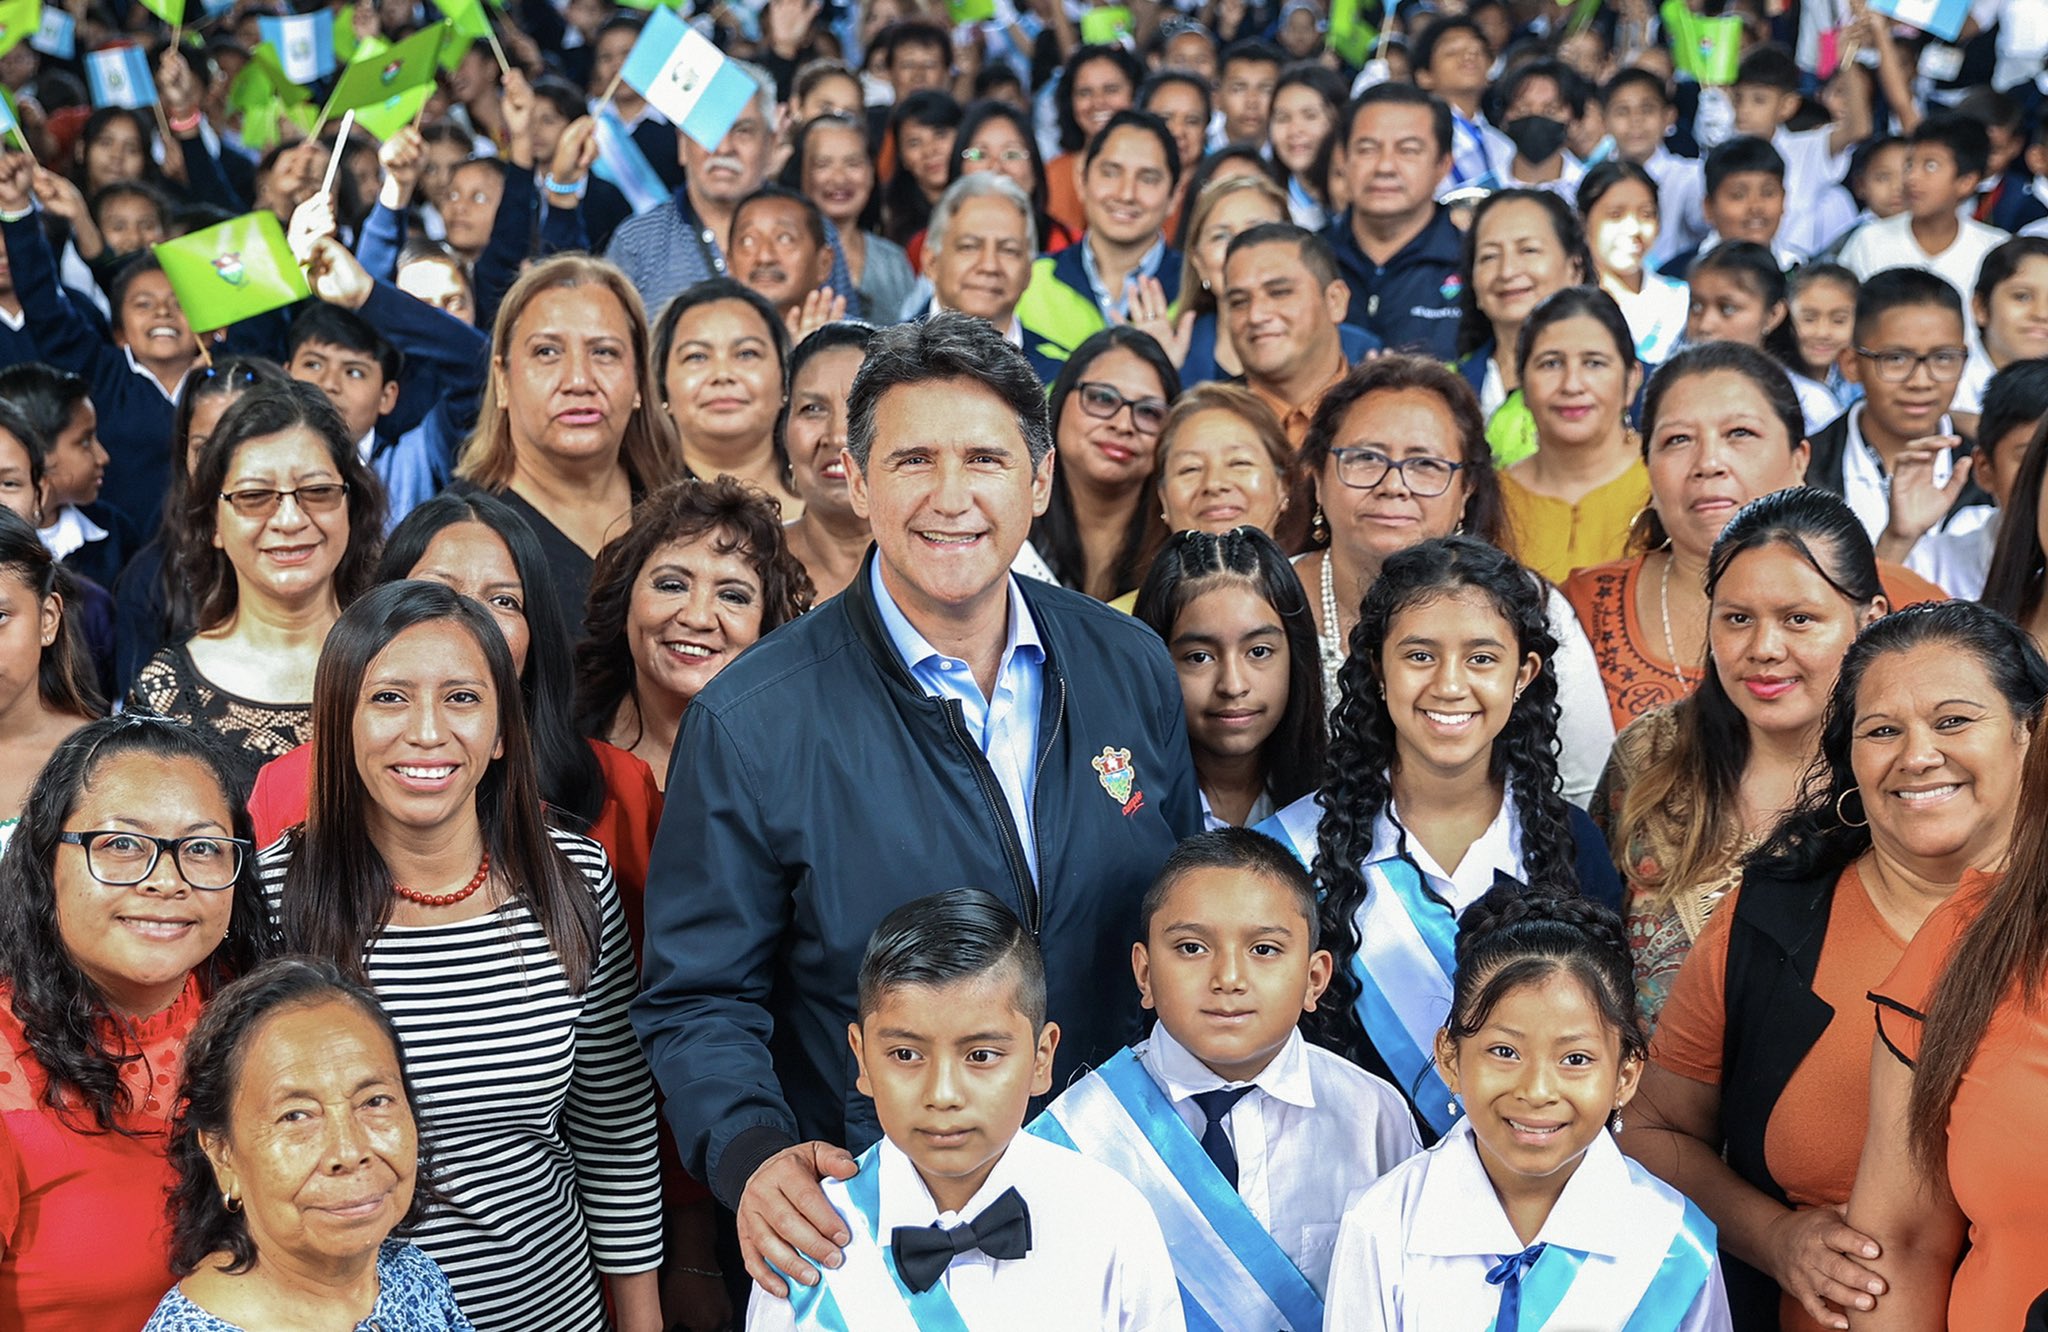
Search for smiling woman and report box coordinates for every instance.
[652,278,800,520]
[779,322,883,601]
[143,959,470,1331]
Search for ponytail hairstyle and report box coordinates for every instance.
[1783,263,1858,380]
[1444,881,1646,1066]
[1688,241,1801,370]
[1615,488,1882,914]
[1131,526,1326,810]
[1308,536,1576,1062]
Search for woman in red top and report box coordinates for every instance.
[0,714,269,1329]
[1850,643,2048,1330]
[246,491,662,899]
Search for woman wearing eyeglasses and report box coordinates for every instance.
[1031,328,1183,601]
[0,715,268,1331]
[127,382,384,796]
[942,100,1078,264]
[1293,355,1617,808]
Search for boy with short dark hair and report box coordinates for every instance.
[1810,268,1989,546]
[1030,829,1418,1331]
[1660,136,1793,279]
[1839,115,2011,309]
[748,888,1185,1331]
[1727,42,1869,255]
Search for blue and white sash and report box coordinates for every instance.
[781,1144,980,1332]
[1482,1192,1718,1330]
[1027,1049,1324,1332]
[1262,801,1461,1136]
[590,106,670,215]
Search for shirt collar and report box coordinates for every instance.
[0,303,23,332]
[869,558,1044,679]
[875,1132,1027,1232]
[122,344,179,401]
[38,503,106,560]
[1367,783,1521,907]
[1408,1119,1643,1259]
[1079,233,1167,319]
[927,292,1023,347]
[1147,1020,1317,1110]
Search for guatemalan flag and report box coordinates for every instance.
[619,6,757,151]
[86,46,156,109]
[259,12,338,85]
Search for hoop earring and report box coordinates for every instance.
[1311,506,1329,545]
[1834,788,1868,829]
[222,1191,241,1214]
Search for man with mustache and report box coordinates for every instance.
[731,184,836,328]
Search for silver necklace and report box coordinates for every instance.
[1656,551,1690,681]
[1319,552,1344,703]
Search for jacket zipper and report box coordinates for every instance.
[1025,676,1066,935]
[941,698,1041,935]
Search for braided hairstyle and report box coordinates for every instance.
[1444,882,1646,1067]
[1309,535,1576,1062]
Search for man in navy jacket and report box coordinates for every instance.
[631,313,1201,1295]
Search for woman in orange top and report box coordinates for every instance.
[1620,602,2044,1332]
[246,492,662,907]
[0,716,270,1330]
[1849,641,2048,1330]
[1563,343,1945,731]
[1044,45,1142,237]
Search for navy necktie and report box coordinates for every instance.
[890,1186,1033,1293]
[1191,1085,1256,1189]
[1487,1243,1547,1330]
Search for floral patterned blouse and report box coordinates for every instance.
[142,1241,473,1331]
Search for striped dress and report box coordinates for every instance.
[260,829,663,1332]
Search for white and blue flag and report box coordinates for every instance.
[259,13,337,85]
[86,46,156,110]
[29,7,73,59]
[619,6,758,151]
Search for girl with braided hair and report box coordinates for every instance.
[1131,526,1324,829]
[1256,535,1621,1141]
[1325,883,1730,1329]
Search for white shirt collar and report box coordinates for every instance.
[38,503,107,561]
[0,303,23,332]
[1368,783,1522,912]
[874,1133,1028,1233]
[927,292,1023,347]
[1408,1119,1646,1261]
[121,344,180,401]
[1145,1020,1318,1112]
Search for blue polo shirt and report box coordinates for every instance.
[1326,205,1467,362]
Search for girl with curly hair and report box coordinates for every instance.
[1256,535,1620,1139]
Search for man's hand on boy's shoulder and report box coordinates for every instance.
[740,1141,862,1299]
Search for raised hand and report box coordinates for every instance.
[288,191,339,265]
[1877,435,1972,562]
[549,116,599,188]
[1120,275,1194,368]
[378,125,427,210]
[785,286,847,341]
[0,152,34,214]
[303,233,375,310]
[502,67,537,169]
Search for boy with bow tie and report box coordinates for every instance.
[746,888,1185,1332]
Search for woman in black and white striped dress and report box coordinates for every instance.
[261,580,663,1332]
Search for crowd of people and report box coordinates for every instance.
[2,0,2048,1326]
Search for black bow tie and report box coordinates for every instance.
[889,1186,1033,1293]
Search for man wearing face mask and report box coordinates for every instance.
[1475,60,1588,200]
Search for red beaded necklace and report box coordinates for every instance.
[391,851,492,907]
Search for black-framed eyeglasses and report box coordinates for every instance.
[218,482,350,519]
[1853,345,1968,383]
[1329,446,1465,495]
[59,830,251,891]
[1075,381,1168,435]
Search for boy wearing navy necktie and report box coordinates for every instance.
[746,888,1185,1331]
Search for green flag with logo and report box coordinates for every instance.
[324,21,445,115]
[155,213,310,333]
[350,83,435,139]
[0,0,40,59]
[1662,1,1741,84]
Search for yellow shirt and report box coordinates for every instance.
[1500,460,1651,584]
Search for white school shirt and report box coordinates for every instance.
[1371,784,1522,914]
[1836,211,2011,314]
[1772,126,1855,258]
[1644,146,1708,271]
[1323,1119,1733,1331]
[1836,403,1962,542]
[1137,1024,1422,1296]
[1905,505,1999,599]
[746,1133,1186,1332]
[1607,271,1690,365]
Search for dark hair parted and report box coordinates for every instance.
[1982,415,2048,625]
[281,582,598,990]
[1055,44,1144,153]
[781,113,882,235]
[1634,341,1807,553]
[948,98,1057,229]
[1909,688,2048,1174]
[1512,285,1636,380]
[164,958,435,1276]
[375,491,604,827]
[1456,189,1592,358]
[1748,601,2048,884]
[179,380,385,633]
[1036,327,1182,597]
[776,321,882,472]
[652,277,794,479]
[573,476,813,746]
[1084,107,1182,187]
[1133,526,1326,809]
[1974,235,2048,311]
[1445,883,1645,1064]
[1341,81,1454,160]
[0,507,104,718]
[1616,489,1882,914]
[1690,241,1803,369]
[857,887,1047,1027]
[1308,536,1576,1062]
[883,90,963,245]
[1141,826,1321,950]
[0,716,271,1133]
[847,312,1054,471]
[0,361,91,458]
[1298,355,1509,551]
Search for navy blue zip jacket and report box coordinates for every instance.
[1326,204,1466,362]
[632,549,1203,1207]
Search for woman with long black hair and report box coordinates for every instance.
[1258,535,1620,1138]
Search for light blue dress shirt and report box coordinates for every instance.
[870,560,1047,882]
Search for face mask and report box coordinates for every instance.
[1503,115,1569,164]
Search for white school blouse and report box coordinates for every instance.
[1137,1024,1422,1295]
[746,1132,1187,1332]
[1323,1120,1732,1331]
